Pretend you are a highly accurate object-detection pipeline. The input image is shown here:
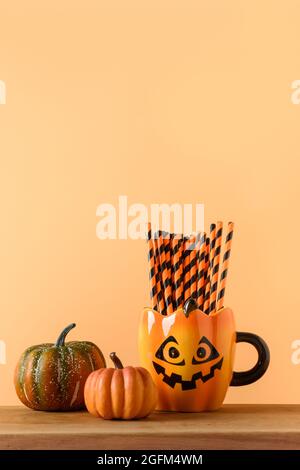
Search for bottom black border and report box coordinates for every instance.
[0,450,299,466]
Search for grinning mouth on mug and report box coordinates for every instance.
[152,357,224,391]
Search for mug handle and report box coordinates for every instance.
[230,332,270,386]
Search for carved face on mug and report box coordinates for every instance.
[153,334,223,390]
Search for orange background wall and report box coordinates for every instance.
[1,0,300,405]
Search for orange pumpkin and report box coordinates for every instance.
[14,323,106,411]
[139,298,269,412]
[84,352,157,419]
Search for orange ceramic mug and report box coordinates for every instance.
[139,298,270,412]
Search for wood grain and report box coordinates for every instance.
[0,405,300,450]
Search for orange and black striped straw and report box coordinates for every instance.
[170,233,177,309]
[216,222,234,311]
[161,231,174,314]
[189,235,197,300]
[199,236,210,311]
[196,232,207,310]
[169,232,175,308]
[209,221,223,314]
[153,231,167,315]
[172,234,184,309]
[147,223,159,312]
[164,232,173,311]
[203,224,216,314]
[150,227,165,314]
[183,236,191,301]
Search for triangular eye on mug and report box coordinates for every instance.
[192,336,220,365]
[155,336,185,366]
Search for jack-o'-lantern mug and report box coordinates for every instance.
[139,298,270,412]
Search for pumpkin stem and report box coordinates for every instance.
[55,323,76,347]
[183,297,198,318]
[110,352,124,369]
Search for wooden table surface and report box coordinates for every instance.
[0,405,300,450]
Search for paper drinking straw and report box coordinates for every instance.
[203,275,211,314]
[196,232,207,310]
[205,236,210,273]
[216,222,234,311]
[189,235,197,300]
[169,233,176,310]
[209,223,217,266]
[169,232,175,308]
[178,235,184,308]
[157,230,172,315]
[153,231,167,315]
[172,234,183,309]
[203,224,216,314]
[183,237,191,301]
[171,234,179,308]
[147,223,159,311]
[162,232,174,314]
[152,230,163,313]
[209,221,223,314]
[164,232,173,310]
[199,236,210,311]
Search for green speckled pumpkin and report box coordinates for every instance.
[14,323,106,411]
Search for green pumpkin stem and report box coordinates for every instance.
[110,352,124,369]
[55,323,76,347]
